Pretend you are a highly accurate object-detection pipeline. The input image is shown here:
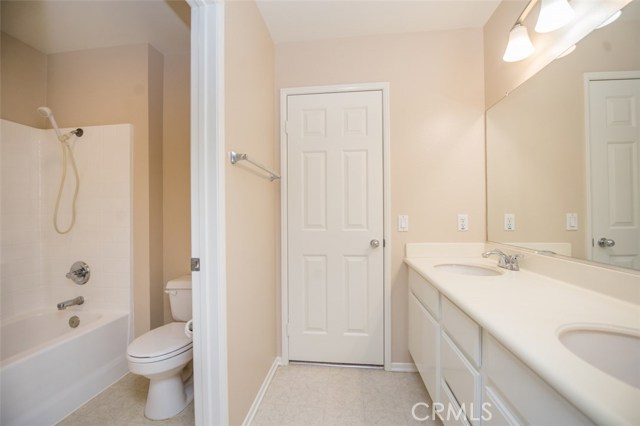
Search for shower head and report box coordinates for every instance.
[37,106,63,140]
[37,106,53,118]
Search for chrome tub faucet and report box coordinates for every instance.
[57,296,85,310]
[482,249,522,271]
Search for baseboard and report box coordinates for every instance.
[242,356,281,426]
[390,362,417,373]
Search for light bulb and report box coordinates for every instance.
[503,24,535,62]
[535,0,575,33]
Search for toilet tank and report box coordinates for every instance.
[166,274,192,321]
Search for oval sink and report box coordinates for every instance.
[434,263,502,276]
[559,327,640,390]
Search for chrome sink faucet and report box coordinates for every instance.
[57,296,85,310]
[482,249,522,271]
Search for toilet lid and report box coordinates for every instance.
[128,322,192,360]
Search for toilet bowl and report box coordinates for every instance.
[127,275,193,420]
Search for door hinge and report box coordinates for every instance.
[191,258,200,272]
[285,121,290,134]
[286,323,290,337]
[383,239,386,247]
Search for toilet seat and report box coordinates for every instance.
[127,322,193,363]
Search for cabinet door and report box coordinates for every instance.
[409,291,440,403]
[483,333,594,426]
[441,332,482,426]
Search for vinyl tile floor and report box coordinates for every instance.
[57,373,194,426]
[57,364,438,426]
[251,364,441,426]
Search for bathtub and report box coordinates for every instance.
[0,308,129,426]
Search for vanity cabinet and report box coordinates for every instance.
[407,265,594,426]
[408,269,440,403]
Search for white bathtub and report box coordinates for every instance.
[0,308,129,426]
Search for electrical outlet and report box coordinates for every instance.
[504,213,515,231]
[457,214,469,231]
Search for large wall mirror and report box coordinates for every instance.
[487,0,640,271]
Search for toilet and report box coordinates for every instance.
[127,274,193,420]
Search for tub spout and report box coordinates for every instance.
[57,296,85,310]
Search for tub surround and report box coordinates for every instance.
[0,120,133,320]
[405,243,640,425]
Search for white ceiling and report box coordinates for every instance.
[256,0,502,43]
[1,0,501,55]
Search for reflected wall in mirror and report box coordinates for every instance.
[487,0,640,271]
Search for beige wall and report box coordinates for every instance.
[162,52,191,324]
[225,2,278,425]
[276,30,486,363]
[47,44,164,337]
[0,32,47,127]
[148,48,165,329]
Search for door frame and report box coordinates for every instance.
[189,1,228,425]
[584,71,640,262]
[279,83,392,370]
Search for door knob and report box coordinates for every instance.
[597,237,616,248]
[370,239,380,248]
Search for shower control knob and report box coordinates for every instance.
[597,237,615,248]
[370,239,380,248]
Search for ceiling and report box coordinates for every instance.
[0,0,191,55]
[256,0,502,44]
[0,0,501,55]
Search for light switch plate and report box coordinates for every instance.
[398,215,409,232]
[566,213,578,231]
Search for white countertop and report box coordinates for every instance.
[405,255,640,425]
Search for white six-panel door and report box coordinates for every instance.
[588,78,640,270]
[286,90,384,365]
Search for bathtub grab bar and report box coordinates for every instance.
[229,151,280,182]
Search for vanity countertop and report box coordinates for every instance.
[405,254,640,425]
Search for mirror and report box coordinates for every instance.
[486,0,640,271]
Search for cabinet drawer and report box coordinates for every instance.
[440,380,471,426]
[483,385,522,426]
[409,268,440,319]
[483,332,594,426]
[408,292,440,403]
[442,297,481,366]
[441,332,481,426]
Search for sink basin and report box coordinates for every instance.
[434,263,502,276]
[559,327,640,390]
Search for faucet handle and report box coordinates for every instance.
[66,261,90,285]
[508,254,523,270]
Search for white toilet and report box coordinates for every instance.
[127,274,193,420]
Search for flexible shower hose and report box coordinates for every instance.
[53,139,80,234]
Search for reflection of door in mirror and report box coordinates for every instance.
[587,74,640,270]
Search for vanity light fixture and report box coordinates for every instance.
[596,10,622,29]
[503,24,535,62]
[503,0,575,62]
[535,0,575,33]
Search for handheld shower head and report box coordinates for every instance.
[37,106,62,140]
[37,106,53,118]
